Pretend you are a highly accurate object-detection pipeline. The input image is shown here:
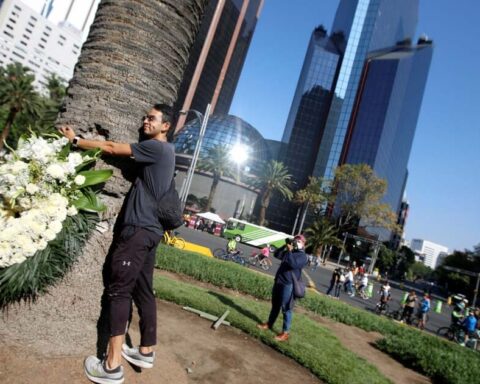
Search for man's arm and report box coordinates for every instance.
[59,126,132,157]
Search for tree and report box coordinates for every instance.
[293,176,330,233]
[197,144,235,212]
[331,163,399,233]
[0,63,42,150]
[304,217,343,260]
[375,244,396,273]
[46,73,66,103]
[393,245,416,279]
[254,160,294,226]
[1,0,209,354]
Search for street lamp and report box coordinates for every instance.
[178,103,211,209]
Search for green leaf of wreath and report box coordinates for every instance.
[75,148,103,172]
[73,188,107,212]
[77,169,113,188]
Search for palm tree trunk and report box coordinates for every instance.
[258,189,271,226]
[298,201,310,234]
[206,175,220,212]
[1,0,208,356]
[0,109,17,150]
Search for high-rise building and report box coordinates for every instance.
[410,239,448,269]
[0,0,97,91]
[270,0,432,239]
[175,0,263,131]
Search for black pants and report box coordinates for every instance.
[107,226,162,346]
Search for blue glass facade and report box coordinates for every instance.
[314,0,419,180]
[344,42,433,214]
[269,0,432,238]
[174,114,271,176]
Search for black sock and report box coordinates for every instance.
[103,362,122,374]
[139,350,154,357]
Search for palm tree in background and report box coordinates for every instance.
[255,160,294,226]
[305,217,343,261]
[46,73,66,103]
[0,0,209,352]
[197,144,236,212]
[0,63,41,150]
[293,176,330,234]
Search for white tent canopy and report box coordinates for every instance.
[196,212,226,224]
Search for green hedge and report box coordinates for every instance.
[153,274,390,384]
[155,245,480,383]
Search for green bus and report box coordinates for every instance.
[222,218,293,250]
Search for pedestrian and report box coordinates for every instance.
[60,104,176,384]
[417,292,431,330]
[326,268,340,296]
[257,235,308,341]
[344,267,354,296]
[400,290,417,324]
[335,269,345,298]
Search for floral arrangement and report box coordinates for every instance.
[0,132,112,306]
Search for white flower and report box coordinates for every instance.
[26,183,40,194]
[49,220,63,234]
[43,229,57,241]
[37,239,48,251]
[74,175,86,186]
[46,164,66,180]
[67,206,78,216]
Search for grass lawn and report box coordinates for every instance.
[153,273,391,384]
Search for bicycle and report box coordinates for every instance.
[213,248,246,266]
[248,252,273,271]
[436,324,461,341]
[162,230,186,249]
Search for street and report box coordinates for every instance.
[173,226,452,334]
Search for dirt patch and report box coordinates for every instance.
[0,300,320,384]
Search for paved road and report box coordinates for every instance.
[174,226,451,334]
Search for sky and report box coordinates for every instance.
[22,0,479,252]
[229,0,480,253]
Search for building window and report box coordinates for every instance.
[8,18,16,24]
[59,35,66,40]
[3,31,14,38]
[57,41,64,46]
[20,41,27,46]
[22,34,30,40]
[28,22,34,28]
[38,43,45,49]
[40,38,47,43]
[45,26,52,31]
[6,24,13,30]
[14,5,22,11]
[30,16,37,22]
[25,28,32,34]
[12,51,25,59]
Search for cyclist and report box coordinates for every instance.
[357,273,369,299]
[227,238,239,255]
[451,301,466,328]
[376,281,391,313]
[259,244,270,260]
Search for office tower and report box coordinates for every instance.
[0,0,97,91]
[175,0,263,131]
[410,239,448,269]
[271,0,432,239]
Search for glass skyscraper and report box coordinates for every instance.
[270,0,433,240]
[174,0,263,131]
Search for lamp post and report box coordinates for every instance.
[178,103,211,209]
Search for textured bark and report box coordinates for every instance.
[1,0,208,355]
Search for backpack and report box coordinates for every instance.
[146,178,184,231]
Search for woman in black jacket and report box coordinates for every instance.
[257,235,308,341]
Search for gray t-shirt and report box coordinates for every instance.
[122,139,175,235]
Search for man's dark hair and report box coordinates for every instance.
[153,103,177,142]
[153,103,175,125]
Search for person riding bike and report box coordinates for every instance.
[259,244,270,260]
[377,281,391,312]
[451,301,466,328]
[227,238,239,255]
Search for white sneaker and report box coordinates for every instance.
[121,344,155,369]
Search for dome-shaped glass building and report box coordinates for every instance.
[174,115,272,219]
[174,115,271,176]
